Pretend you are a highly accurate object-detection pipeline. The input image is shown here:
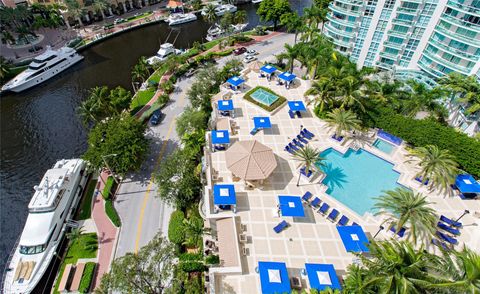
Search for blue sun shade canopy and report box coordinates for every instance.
[278,195,305,217]
[227,76,245,87]
[218,99,234,111]
[213,184,236,205]
[305,263,342,291]
[288,101,306,112]
[260,64,277,75]
[258,261,291,294]
[337,225,370,253]
[278,72,296,82]
[211,130,230,145]
[455,174,480,193]
[253,117,272,129]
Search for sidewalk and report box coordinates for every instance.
[91,171,119,289]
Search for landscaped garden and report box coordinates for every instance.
[244,86,287,112]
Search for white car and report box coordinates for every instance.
[243,55,257,63]
[245,49,258,55]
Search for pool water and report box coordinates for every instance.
[317,148,402,216]
[373,138,395,154]
[250,88,279,106]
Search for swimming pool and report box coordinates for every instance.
[316,148,402,216]
[250,88,279,106]
[373,138,395,154]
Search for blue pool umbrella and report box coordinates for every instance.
[227,76,245,87]
[258,261,291,294]
[211,130,230,145]
[278,72,296,82]
[278,195,305,217]
[253,117,272,129]
[305,263,342,291]
[213,184,236,205]
[337,225,370,253]
[218,99,234,111]
[260,64,277,75]
[455,174,480,194]
[288,101,306,112]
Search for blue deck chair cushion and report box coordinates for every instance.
[437,222,460,235]
[288,110,295,118]
[302,191,313,202]
[303,128,315,137]
[274,220,289,233]
[432,238,450,251]
[327,209,339,222]
[436,231,458,245]
[310,197,321,207]
[337,215,349,226]
[440,215,462,228]
[318,203,330,214]
[300,130,313,139]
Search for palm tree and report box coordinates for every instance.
[305,78,334,112]
[278,43,299,73]
[182,217,205,248]
[337,76,365,112]
[430,247,480,293]
[203,3,217,24]
[303,4,321,30]
[66,227,84,245]
[0,57,10,80]
[92,0,108,20]
[78,98,100,126]
[280,12,304,44]
[407,145,459,195]
[439,73,480,116]
[224,58,243,76]
[374,188,437,245]
[233,10,247,25]
[402,80,447,119]
[292,145,325,186]
[324,109,361,138]
[64,0,84,26]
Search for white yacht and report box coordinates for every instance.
[251,0,263,4]
[214,4,237,16]
[167,13,198,26]
[206,23,248,41]
[1,47,83,93]
[3,159,89,294]
[146,43,185,65]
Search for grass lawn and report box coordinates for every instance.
[126,11,153,23]
[204,38,223,51]
[130,87,156,114]
[53,233,98,294]
[75,178,97,220]
[243,86,287,112]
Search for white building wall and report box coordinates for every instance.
[356,0,385,68]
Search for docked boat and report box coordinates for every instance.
[3,159,89,294]
[167,13,197,26]
[251,0,263,3]
[1,46,83,93]
[206,23,248,41]
[147,43,185,65]
[201,3,237,17]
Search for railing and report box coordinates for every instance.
[447,0,480,16]
[434,24,480,46]
[326,13,358,28]
[329,3,362,16]
[422,48,471,75]
[324,22,355,38]
[442,13,480,30]
[2,235,22,293]
[397,6,418,14]
[428,38,479,61]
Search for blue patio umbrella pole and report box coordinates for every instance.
[373,225,384,239]
[455,210,470,222]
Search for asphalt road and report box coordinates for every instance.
[114,32,295,258]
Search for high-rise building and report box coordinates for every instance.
[324,0,480,136]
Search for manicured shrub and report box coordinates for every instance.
[179,252,203,261]
[375,114,480,177]
[179,261,206,273]
[102,176,115,200]
[158,93,170,106]
[205,254,220,265]
[78,262,96,293]
[168,210,185,244]
[105,199,121,227]
[160,80,174,94]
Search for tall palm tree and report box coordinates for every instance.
[66,227,84,245]
[324,109,361,138]
[278,43,300,73]
[182,217,205,248]
[430,247,480,293]
[292,145,325,186]
[305,78,334,112]
[402,80,447,119]
[439,73,480,116]
[280,12,304,44]
[233,10,247,25]
[0,57,10,80]
[78,98,100,126]
[92,0,108,19]
[64,0,84,26]
[407,145,459,195]
[337,75,365,112]
[203,3,217,24]
[374,188,437,245]
[303,4,321,30]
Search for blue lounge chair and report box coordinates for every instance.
[437,222,461,236]
[273,220,289,233]
[285,145,295,154]
[389,226,406,238]
[250,128,258,135]
[432,238,450,251]
[310,197,321,208]
[303,128,315,137]
[297,135,308,144]
[318,203,330,215]
[292,139,304,148]
[300,129,313,139]
[302,191,313,202]
[288,143,299,151]
[327,209,339,222]
[214,145,226,151]
[288,110,295,119]
[331,134,343,142]
[415,176,429,185]
[295,110,302,118]
[436,231,458,245]
[337,215,349,226]
[440,215,462,228]
[300,167,313,177]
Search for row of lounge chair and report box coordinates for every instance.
[431,215,463,249]
[302,192,355,227]
[284,129,315,154]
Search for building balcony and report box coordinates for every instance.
[447,0,480,17]
[379,50,400,60]
[422,49,471,75]
[428,38,479,62]
[441,13,480,32]
[383,41,405,50]
[329,3,362,16]
[396,7,418,15]
[375,61,395,70]
[387,29,411,38]
[334,0,364,7]
[326,13,358,28]
[324,23,355,38]
[392,17,414,26]
[434,25,480,47]
[417,58,443,78]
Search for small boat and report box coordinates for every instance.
[1,46,83,93]
[214,4,237,16]
[206,23,248,41]
[167,13,197,26]
[251,0,263,3]
[147,43,185,65]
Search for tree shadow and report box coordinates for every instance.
[320,162,348,193]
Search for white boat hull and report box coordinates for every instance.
[167,13,198,26]
[1,55,83,93]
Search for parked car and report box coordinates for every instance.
[149,110,164,125]
[245,49,258,56]
[114,18,126,24]
[243,55,257,63]
[234,47,247,55]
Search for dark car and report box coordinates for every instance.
[149,110,164,125]
[234,47,247,55]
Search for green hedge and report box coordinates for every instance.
[168,210,185,244]
[102,176,115,200]
[179,253,203,261]
[179,261,206,273]
[76,179,97,220]
[105,199,121,227]
[243,86,287,112]
[375,114,480,177]
[78,262,96,293]
[205,254,220,265]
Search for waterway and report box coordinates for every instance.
[0,0,311,284]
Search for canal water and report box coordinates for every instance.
[0,0,311,283]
